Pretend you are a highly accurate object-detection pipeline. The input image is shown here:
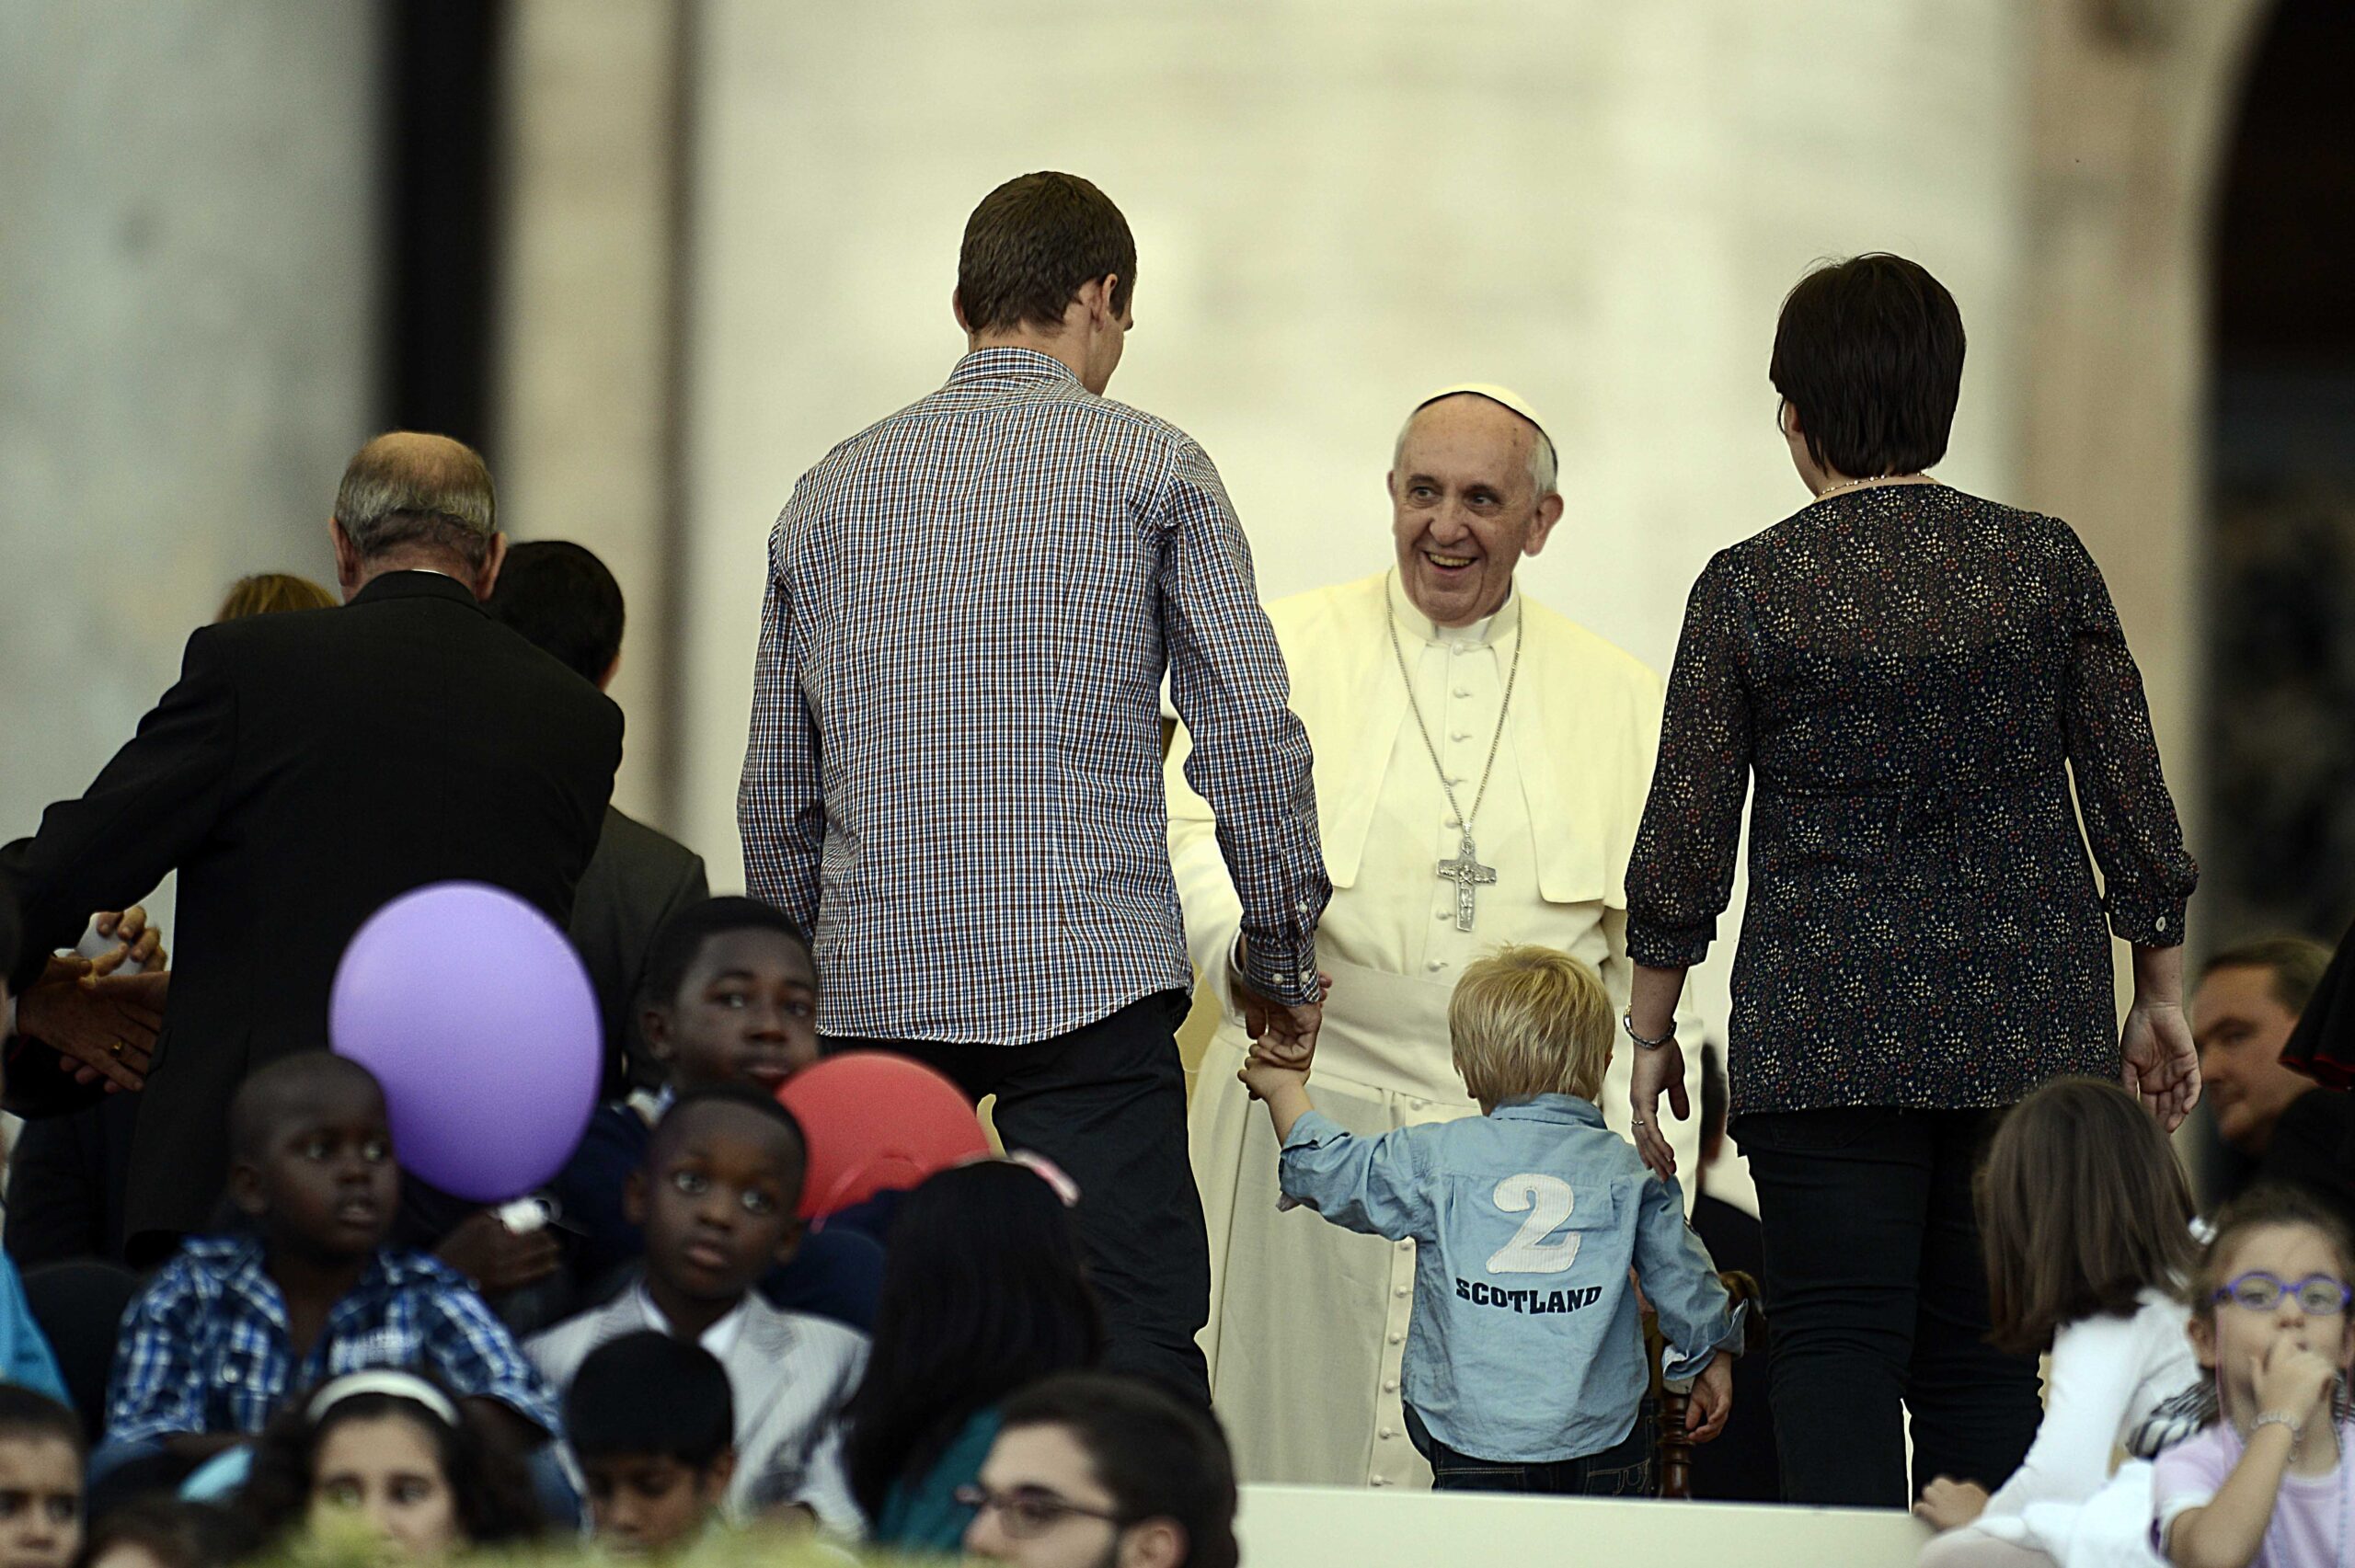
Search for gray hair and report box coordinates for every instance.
[333,433,497,568]
[1393,396,1558,501]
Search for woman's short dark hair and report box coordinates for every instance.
[1977,1077,2199,1355]
[1769,253,1966,479]
[79,1499,261,1568]
[998,1373,1236,1568]
[843,1161,1105,1519]
[957,172,1135,336]
[239,1374,544,1549]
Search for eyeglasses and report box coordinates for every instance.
[2213,1273,2355,1314]
[954,1484,1126,1539]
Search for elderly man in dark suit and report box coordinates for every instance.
[486,540,707,1096]
[0,433,623,1262]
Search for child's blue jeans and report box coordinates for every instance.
[1408,1401,1660,1497]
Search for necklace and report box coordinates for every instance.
[1386,590,1525,932]
[1811,474,1941,502]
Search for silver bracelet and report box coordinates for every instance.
[2250,1411,2303,1447]
[1622,1011,1676,1051]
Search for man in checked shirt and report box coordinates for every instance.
[740,171,1329,1399]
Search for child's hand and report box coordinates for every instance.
[1914,1477,1990,1531]
[1683,1350,1732,1442]
[1238,1051,1309,1102]
[2251,1333,2340,1427]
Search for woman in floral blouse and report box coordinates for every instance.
[1619,254,2200,1510]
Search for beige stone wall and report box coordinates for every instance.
[671,0,2037,1049]
[0,1,376,924]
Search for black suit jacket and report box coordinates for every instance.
[2253,1088,2355,1238]
[0,572,622,1247]
[569,805,707,1095]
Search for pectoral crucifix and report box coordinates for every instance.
[1437,829,1497,933]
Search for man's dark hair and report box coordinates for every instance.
[2202,934,2333,1019]
[0,1384,84,1459]
[567,1331,735,1469]
[649,1083,810,1200]
[957,173,1135,336]
[639,897,811,1015]
[999,1373,1236,1568]
[487,541,626,686]
[1768,254,1966,480]
[226,1052,385,1164]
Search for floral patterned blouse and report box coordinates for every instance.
[1626,485,2197,1116]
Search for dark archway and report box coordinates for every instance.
[2203,0,2355,949]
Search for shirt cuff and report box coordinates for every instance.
[2104,889,2188,947]
[1238,926,1319,1006]
[1626,917,1714,970]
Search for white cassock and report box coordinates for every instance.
[1166,569,1703,1489]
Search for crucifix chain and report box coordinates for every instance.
[1388,603,1524,930]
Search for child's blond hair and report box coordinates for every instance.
[1448,945,1614,1104]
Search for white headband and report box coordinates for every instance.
[306,1370,460,1428]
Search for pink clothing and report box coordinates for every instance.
[2152,1419,2351,1566]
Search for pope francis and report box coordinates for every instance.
[1166,384,1705,1488]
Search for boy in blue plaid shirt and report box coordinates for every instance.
[1241,944,1741,1494]
[98,1054,559,1482]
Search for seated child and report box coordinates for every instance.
[2154,1185,2354,1568]
[0,1387,82,1568]
[567,1332,737,1558]
[98,1055,562,1481]
[530,1086,867,1535]
[547,898,886,1328]
[1915,1077,2203,1565]
[240,1369,544,1559]
[1240,944,1740,1494]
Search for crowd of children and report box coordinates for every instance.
[2,873,2351,1566]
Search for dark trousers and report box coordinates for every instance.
[826,990,1209,1402]
[1411,1402,1659,1496]
[1736,1105,2041,1508]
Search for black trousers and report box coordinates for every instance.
[1735,1105,2041,1508]
[825,990,1210,1402]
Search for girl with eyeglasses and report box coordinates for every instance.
[2155,1186,2355,1567]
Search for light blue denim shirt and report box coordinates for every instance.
[1280,1093,1739,1465]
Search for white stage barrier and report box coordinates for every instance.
[1237,1483,1931,1567]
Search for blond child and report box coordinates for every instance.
[1241,944,1740,1494]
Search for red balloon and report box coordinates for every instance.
[776,1053,991,1218]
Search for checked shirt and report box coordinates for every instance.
[741,348,1327,1045]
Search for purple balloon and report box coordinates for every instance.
[329,881,599,1204]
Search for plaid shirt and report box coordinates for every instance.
[103,1236,561,1447]
[741,349,1328,1044]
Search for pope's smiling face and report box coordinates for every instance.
[1388,395,1563,628]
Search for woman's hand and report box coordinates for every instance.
[2121,998,2199,1131]
[1913,1477,1990,1531]
[1628,1038,1687,1180]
